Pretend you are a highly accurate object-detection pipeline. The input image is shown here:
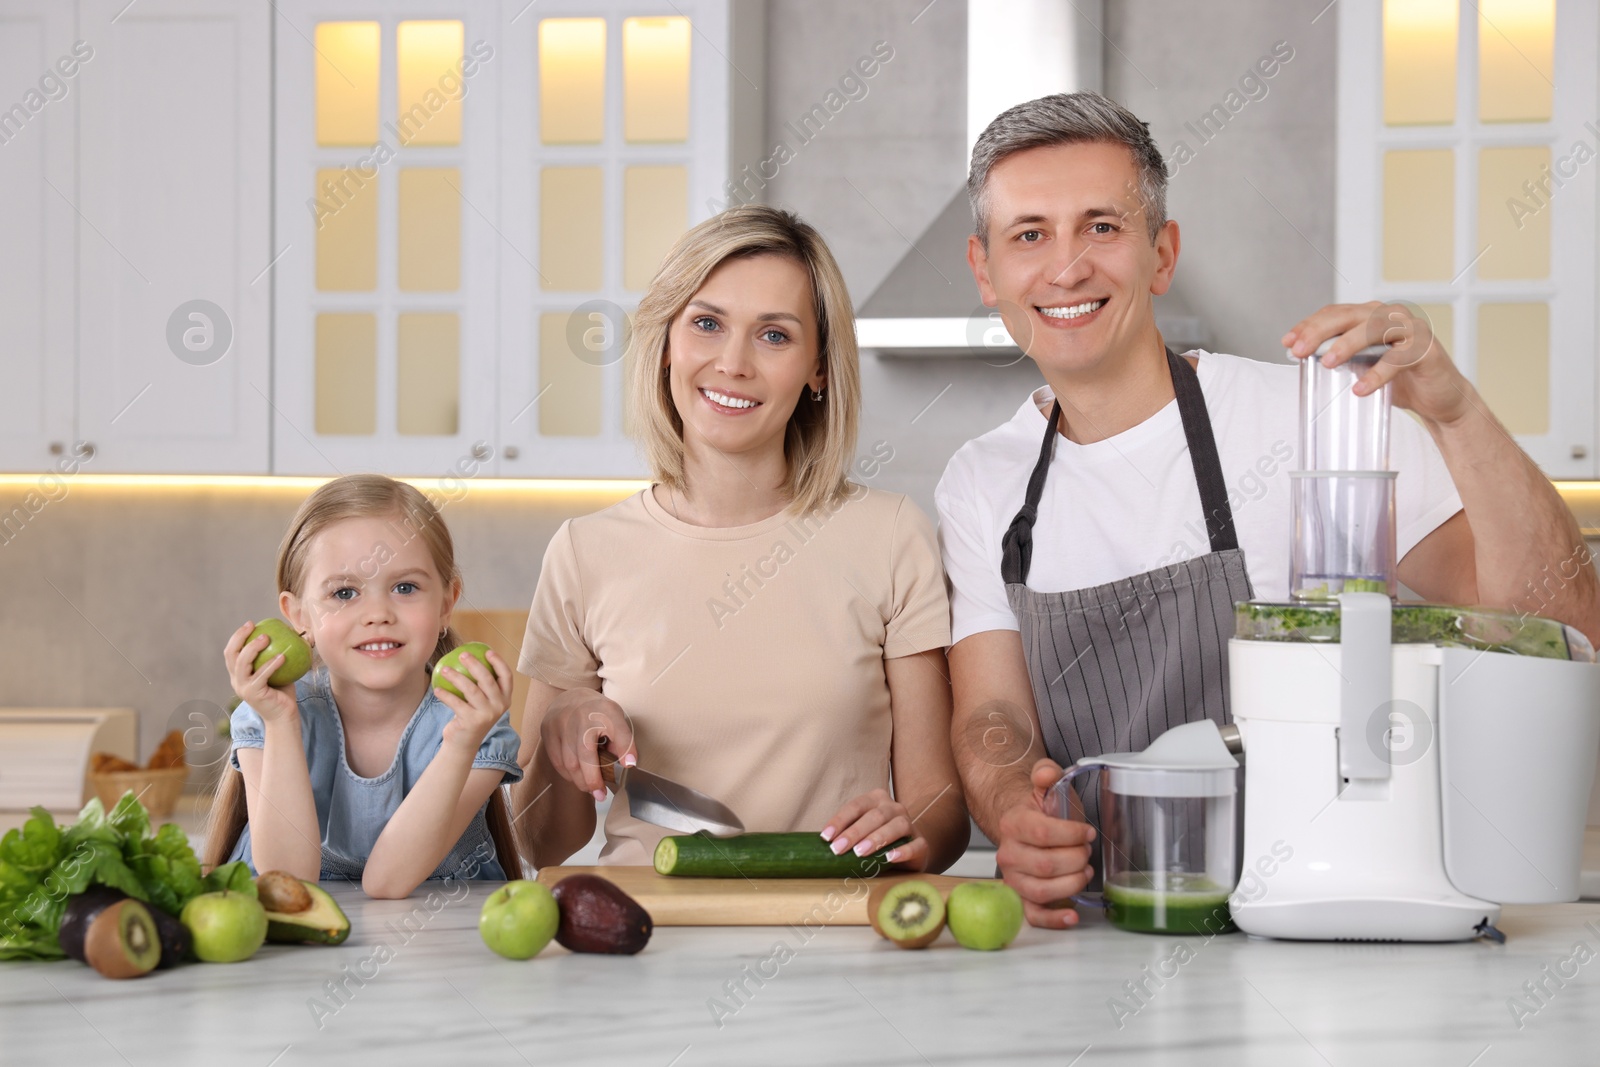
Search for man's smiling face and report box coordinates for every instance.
[967,140,1179,379]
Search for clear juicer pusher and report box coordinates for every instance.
[1290,341,1397,600]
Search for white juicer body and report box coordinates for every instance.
[1229,636,1499,941]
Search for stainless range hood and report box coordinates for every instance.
[854,0,1103,357]
[853,1,1209,358]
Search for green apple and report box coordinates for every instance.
[180,890,268,963]
[946,881,1024,951]
[433,642,498,700]
[479,881,559,960]
[250,618,312,688]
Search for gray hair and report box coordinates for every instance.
[967,91,1168,248]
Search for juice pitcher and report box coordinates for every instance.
[1048,720,1241,935]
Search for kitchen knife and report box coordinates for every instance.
[597,751,745,837]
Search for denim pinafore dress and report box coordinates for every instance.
[227,667,522,882]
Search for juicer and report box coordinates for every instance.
[1227,343,1600,941]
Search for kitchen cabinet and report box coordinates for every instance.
[0,2,82,472]
[272,0,733,477]
[0,0,272,475]
[75,0,272,473]
[271,1,502,477]
[493,0,730,478]
[3,0,736,478]
[1336,0,1599,477]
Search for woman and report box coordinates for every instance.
[512,206,968,872]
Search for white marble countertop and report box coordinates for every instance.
[5,878,1600,1067]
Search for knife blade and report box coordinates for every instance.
[597,751,745,836]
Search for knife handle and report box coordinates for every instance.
[595,738,620,789]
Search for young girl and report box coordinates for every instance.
[514,205,970,871]
[202,475,523,897]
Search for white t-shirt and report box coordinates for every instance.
[934,350,1464,645]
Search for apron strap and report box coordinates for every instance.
[1168,347,1239,554]
[999,346,1239,586]
[999,399,1062,585]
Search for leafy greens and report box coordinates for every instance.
[0,791,254,961]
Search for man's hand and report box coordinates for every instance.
[994,758,1097,929]
[1282,301,1476,428]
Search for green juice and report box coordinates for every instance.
[1104,872,1235,935]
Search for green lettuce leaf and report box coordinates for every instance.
[0,792,255,959]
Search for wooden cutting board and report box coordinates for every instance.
[535,865,976,926]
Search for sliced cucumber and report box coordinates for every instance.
[654,831,907,878]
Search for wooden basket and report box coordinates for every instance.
[89,767,189,818]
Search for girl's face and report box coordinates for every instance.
[665,253,825,461]
[281,515,458,697]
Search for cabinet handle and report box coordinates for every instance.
[503,445,520,460]
[75,441,96,461]
[48,442,64,456]
[471,442,492,461]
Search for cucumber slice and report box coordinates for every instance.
[654,831,907,878]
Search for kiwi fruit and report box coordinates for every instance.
[61,887,191,968]
[84,900,161,979]
[257,870,313,915]
[59,886,129,963]
[868,879,946,949]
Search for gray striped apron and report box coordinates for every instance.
[1001,348,1255,831]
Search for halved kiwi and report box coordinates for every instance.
[257,870,313,915]
[868,879,946,949]
[84,900,161,979]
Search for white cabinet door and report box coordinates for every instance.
[271,1,500,477]
[1335,0,1598,478]
[75,0,271,473]
[496,1,728,477]
[0,3,78,472]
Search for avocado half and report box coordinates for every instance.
[263,882,351,945]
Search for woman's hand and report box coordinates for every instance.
[539,688,636,802]
[435,649,514,753]
[224,621,301,724]
[821,788,928,871]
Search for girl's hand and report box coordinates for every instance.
[224,621,300,724]
[820,788,928,871]
[435,649,514,752]
[540,689,635,802]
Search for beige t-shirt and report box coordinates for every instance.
[519,484,951,865]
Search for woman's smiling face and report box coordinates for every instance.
[664,253,825,460]
[283,515,457,694]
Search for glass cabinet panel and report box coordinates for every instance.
[1476,302,1549,434]
[1383,149,1455,280]
[540,18,606,144]
[397,312,460,435]
[397,20,464,146]
[315,313,377,435]
[398,168,462,292]
[1383,0,1457,126]
[1478,0,1554,123]
[623,16,690,142]
[315,22,380,146]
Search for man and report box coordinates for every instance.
[937,92,1600,930]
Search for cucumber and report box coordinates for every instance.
[654,831,908,878]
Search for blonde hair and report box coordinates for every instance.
[626,205,860,516]
[204,475,521,875]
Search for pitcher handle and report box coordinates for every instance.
[1046,762,1105,910]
